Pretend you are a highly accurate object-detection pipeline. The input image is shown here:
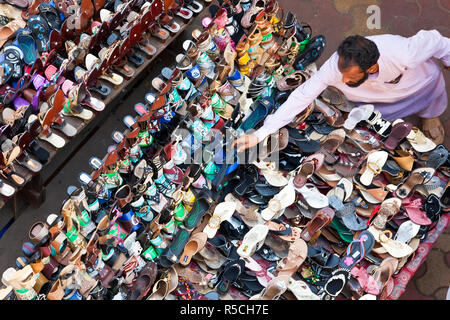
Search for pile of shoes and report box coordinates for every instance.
[0,0,204,199]
[0,0,448,301]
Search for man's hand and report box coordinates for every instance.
[233,134,260,153]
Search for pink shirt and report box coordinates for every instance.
[254,30,450,142]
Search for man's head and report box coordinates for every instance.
[337,35,380,87]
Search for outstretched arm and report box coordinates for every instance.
[401,29,450,69]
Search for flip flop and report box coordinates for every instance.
[293,153,325,189]
[326,178,353,202]
[338,230,375,270]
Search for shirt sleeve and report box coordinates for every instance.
[253,57,337,142]
[401,29,450,69]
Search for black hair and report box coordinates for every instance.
[337,35,380,72]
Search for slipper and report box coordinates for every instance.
[254,180,280,197]
[323,268,351,299]
[424,194,442,222]
[203,201,237,238]
[294,182,329,209]
[338,230,375,270]
[286,126,321,153]
[360,150,388,186]
[383,119,412,150]
[16,28,38,65]
[237,224,269,258]
[401,197,432,226]
[27,15,49,53]
[179,232,208,266]
[349,264,380,296]
[425,144,448,169]
[253,161,288,187]
[287,278,320,300]
[367,226,413,258]
[239,97,274,132]
[354,172,391,200]
[329,195,368,231]
[276,237,308,278]
[0,19,25,49]
[159,229,190,267]
[147,266,178,300]
[396,238,421,270]
[307,245,340,269]
[317,129,346,164]
[244,256,275,287]
[216,259,246,294]
[369,256,398,292]
[256,244,282,262]
[0,177,15,197]
[265,219,301,242]
[393,221,420,244]
[260,183,296,221]
[234,165,259,196]
[249,275,289,300]
[197,244,228,269]
[293,153,325,189]
[326,178,353,202]
[406,127,436,153]
[371,197,402,230]
[224,193,265,227]
[320,86,354,113]
[300,207,335,241]
[395,167,435,199]
[343,104,374,130]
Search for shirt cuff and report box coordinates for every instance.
[253,126,272,143]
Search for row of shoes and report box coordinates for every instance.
[1,0,445,301]
[0,0,328,300]
[0,0,207,199]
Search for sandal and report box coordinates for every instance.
[395,167,435,199]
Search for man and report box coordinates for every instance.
[234,30,450,152]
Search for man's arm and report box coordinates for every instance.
[253,66,332,142]
[401,30,450,69]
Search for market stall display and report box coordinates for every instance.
[0,0,448,301]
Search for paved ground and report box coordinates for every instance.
[0,0,448,300]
